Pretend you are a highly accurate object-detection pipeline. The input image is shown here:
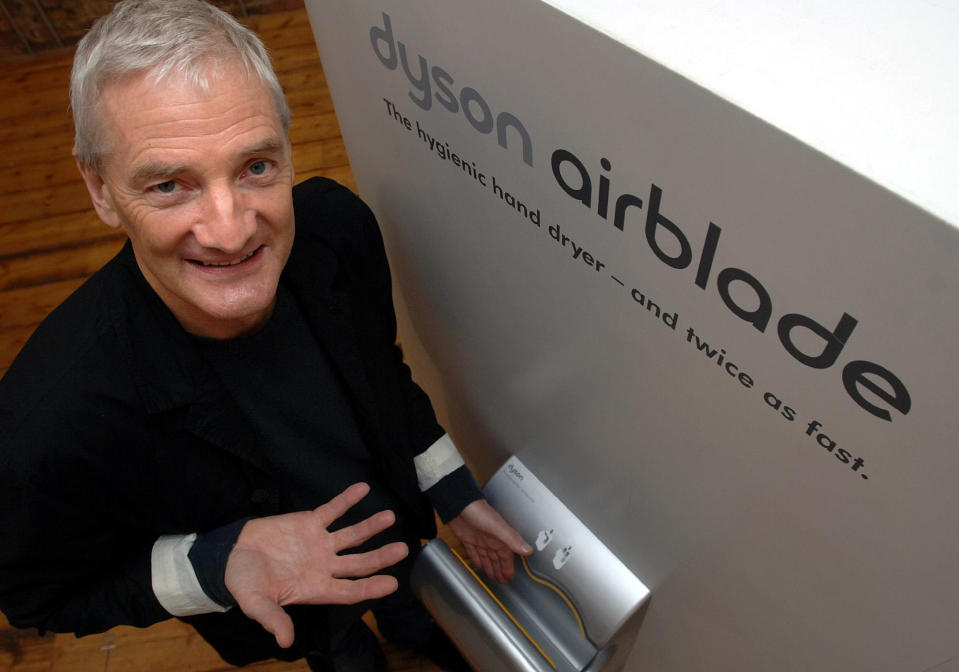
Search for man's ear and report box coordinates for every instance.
[76,159,121,229]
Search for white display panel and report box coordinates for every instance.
[304,2,959,670]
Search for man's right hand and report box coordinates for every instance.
[224,482,408,648]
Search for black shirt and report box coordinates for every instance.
[188,282,478,607]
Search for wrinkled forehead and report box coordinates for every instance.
[95,60,286,168]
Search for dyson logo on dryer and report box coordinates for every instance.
[507,464,525,481]
[370,12,911,423]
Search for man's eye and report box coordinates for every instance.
[248,160,270,176]
[154,180,177,193]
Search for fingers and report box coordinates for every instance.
[467,539,514,583]
[452,500,533,583]
[465,539,493,581]
[481,542,515,583]
[331,540,409,579]
[329,509,396,552]
[503,522,533,556]
[465,542,494,582]
[470,502,533,557]
[495,546,517,582]
[237,591,296,649]
[490,520,533,558]
[324,574,401,605]
[459,500,533,569]
[314,482,371,526]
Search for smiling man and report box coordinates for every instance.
[0,2,530,671]
[79,58,296,340]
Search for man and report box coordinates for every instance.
[0,1,531,670]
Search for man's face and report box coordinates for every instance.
[79,61,295,339]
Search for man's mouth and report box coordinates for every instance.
[189,246,261,267]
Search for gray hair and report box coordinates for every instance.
[71,0,291,169]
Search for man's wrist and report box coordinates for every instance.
[187,517,252,608]
[426,465,483,523]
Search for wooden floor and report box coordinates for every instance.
[0,8,448,672]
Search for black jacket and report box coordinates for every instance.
[0,178,449,661]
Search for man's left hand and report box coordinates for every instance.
[448,500,533,583]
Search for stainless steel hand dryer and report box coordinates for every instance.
[411,456,650,671]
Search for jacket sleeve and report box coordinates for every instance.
[0,275,174,633]
[0,395,258,635]
[0,418,170,634]
[0,315,252,635]
[335,183,486,521]
[293,178,447,456]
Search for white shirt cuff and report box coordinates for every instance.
[413,433,465,491]
[151,533,231,616]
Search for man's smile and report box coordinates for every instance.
[187,245,264,268]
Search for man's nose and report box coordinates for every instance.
[193,183,255,251]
